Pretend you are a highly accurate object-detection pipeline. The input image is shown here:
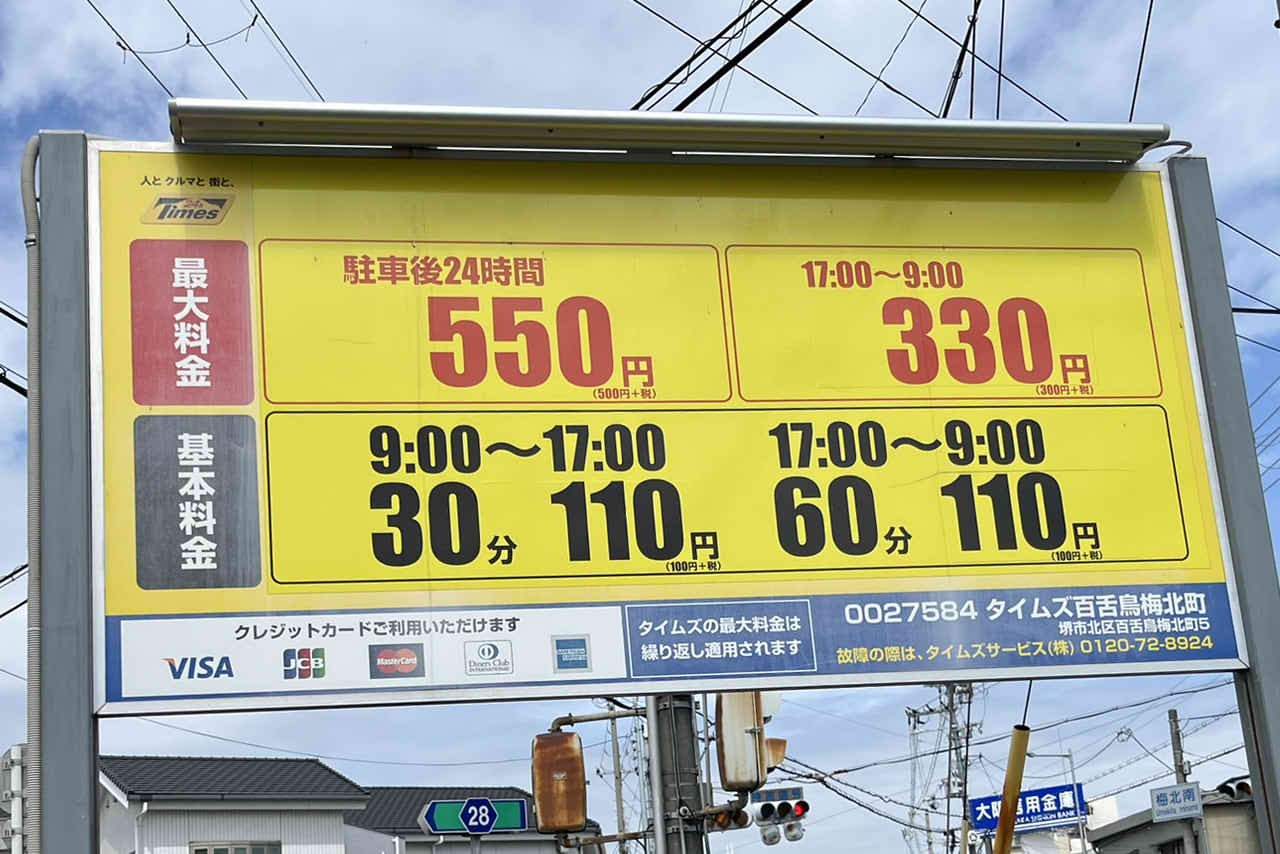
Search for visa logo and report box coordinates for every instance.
[163,656,234,679]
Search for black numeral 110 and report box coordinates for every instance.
[550,480,684,561]
[940,472,1066,551]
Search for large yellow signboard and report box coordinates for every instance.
[92,145,1244,713]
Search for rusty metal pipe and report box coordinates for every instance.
[550,708,644,732]
[992,725,1030,854]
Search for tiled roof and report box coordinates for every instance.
[345,786,533,835]
[99,755,368,802]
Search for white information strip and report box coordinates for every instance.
[115,606,625,700]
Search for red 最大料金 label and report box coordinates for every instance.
[130,239,253,405]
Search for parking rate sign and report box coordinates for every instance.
[92,143,1246,714]
[969,784,1086,835]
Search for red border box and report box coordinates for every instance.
[724,244,1164,403]
[257,239,733,405]
[130,239,254,406]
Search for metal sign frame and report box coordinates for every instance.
[29,107,1280,851]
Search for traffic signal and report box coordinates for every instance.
[708,806,752,832]
[752,796,810,845]
[717,692,789,791]
[783,800,809,841]
[530,731,587,833]
[716,692,767,791]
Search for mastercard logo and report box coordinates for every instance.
[368,643,425,679]
[376,649,419,673]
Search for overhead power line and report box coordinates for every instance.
[1119,728,1174,771]
[819,679,1233,777]
[708,0,754,111]
[940,0,983,117]
[164,0,249,99]
[672,0,815,111]
[129,15,258,54]
[891,0,1067,120]
[1129,0,1156,121]
[1220,218,1280,262]
[633,0,769,110]
[0,300,27,329]
[1095,743,1246,798]
[0,663,605,768]
[783,756,950,818]
[82,0,175,97]
[1238,334,1280,356]
[244,0,325,101]
[760,0,938,117]
[0,600,26,621]
[855,0,929,115]
[141,716,609,768]
[781,697,904,738]
[996,0,1006,117]
[0,363,27,398]
[1231,285,1280,311]
[627,0,817,114]
[1248,374,1279,408]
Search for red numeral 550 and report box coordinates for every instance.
[429,296,614,388]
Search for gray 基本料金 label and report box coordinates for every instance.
[134,415,260,589]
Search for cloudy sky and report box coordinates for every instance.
[1,0,1279,851]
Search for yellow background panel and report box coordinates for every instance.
[94,150,1227,617]
[265,407,1190,585]
[727,246,1159,401]
[258,241,731,404]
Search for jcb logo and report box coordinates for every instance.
[143,195,233,225]
[283,648,326,679]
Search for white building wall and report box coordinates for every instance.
[98,790,141,854]
[403,836,559,853]
[342,824,398,854]
[138,809,345,854]
[1205,803,1262,854]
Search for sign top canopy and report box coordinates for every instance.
[167,98,1169,161]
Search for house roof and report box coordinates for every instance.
[344,786,534,835]
[99,755,368,802]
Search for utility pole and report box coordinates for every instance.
[611,716,628,854]
[650,694,705,854]
[906,703,936,854]
[1168,710,1198,854]
[907,685,976,854]
[945,684,975,854]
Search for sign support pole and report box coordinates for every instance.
[1168,155,1280,854]
[36,130,98,852]
[652,695,705,854]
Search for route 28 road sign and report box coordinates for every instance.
[419,797,530,836]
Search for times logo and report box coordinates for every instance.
[368,643,426,679]
[282,648,325,680]
[142,195,234,225]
